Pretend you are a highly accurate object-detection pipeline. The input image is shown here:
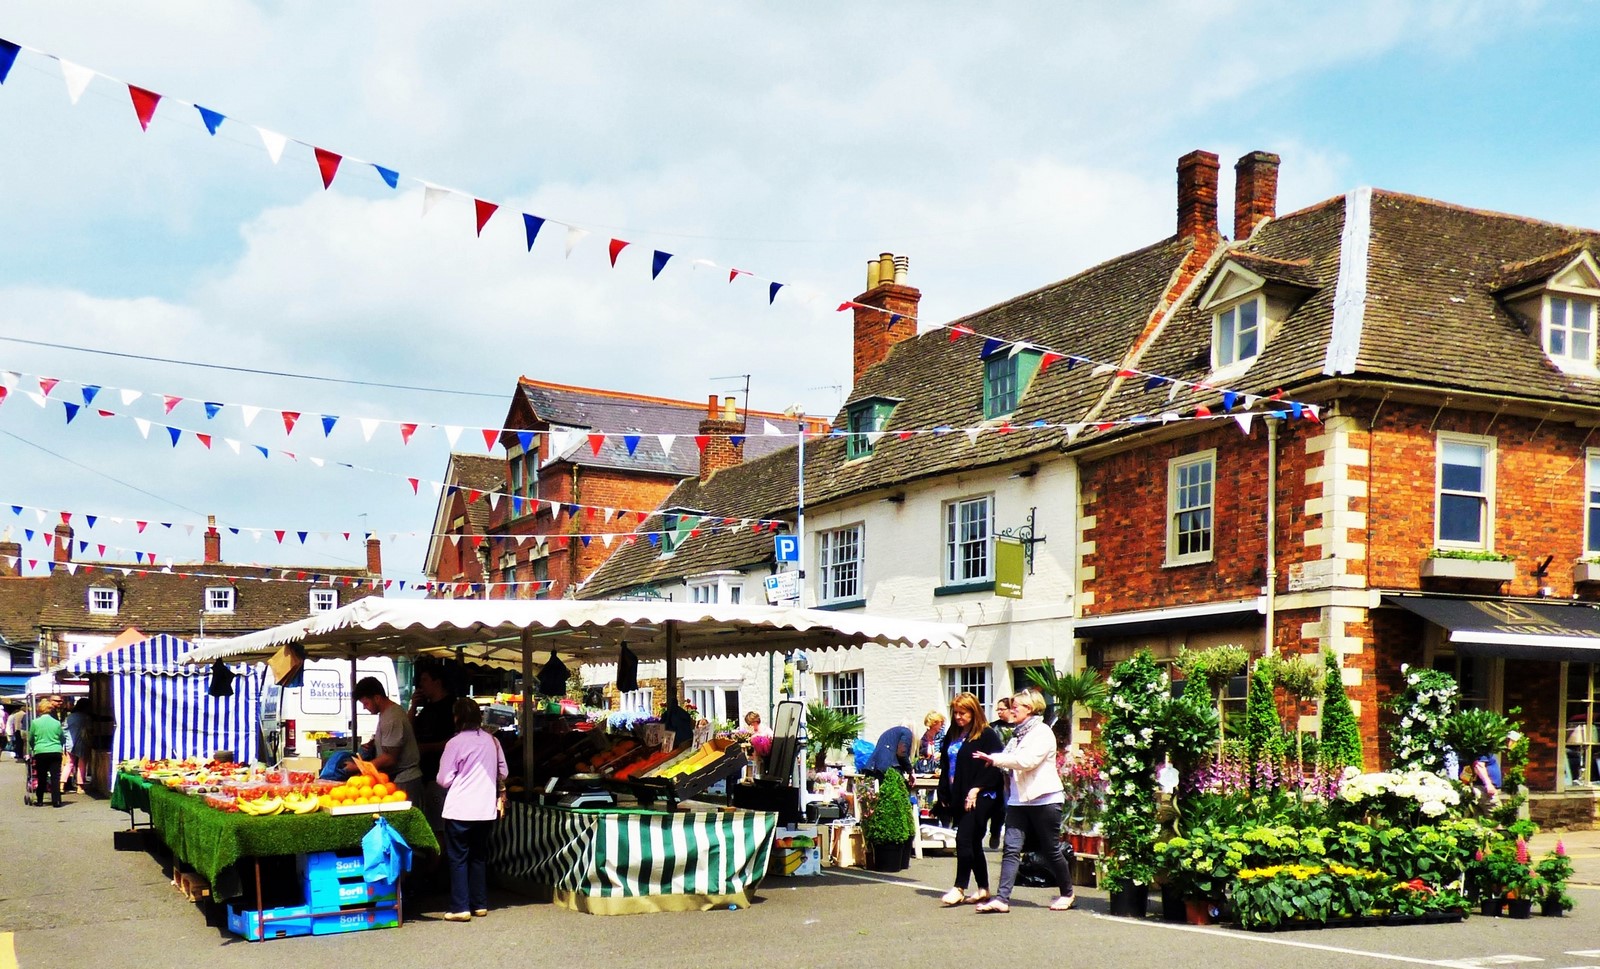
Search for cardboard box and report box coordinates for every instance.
[311,903,400,936]
[227,904,313,941]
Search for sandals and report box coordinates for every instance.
[442,912,472,922]
[963,889,990,905]
[472,909,489,918]
[974,899,1010,914]
[1050,894,1077,911]
[939,888,966,907]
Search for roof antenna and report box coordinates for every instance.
[709,373,751,430]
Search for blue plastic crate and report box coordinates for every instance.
[300,850,364,880]
[305,874,397,910]
[226,904,313,941]
[311,903,400,936]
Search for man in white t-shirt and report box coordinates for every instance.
[351,677,424,804]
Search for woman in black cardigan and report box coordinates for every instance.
[934,691,1006,906]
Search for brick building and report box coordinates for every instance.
[421,378,825,600]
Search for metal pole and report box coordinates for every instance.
[521,628,535,785]
[794,420,807,788]
[665,621,678,714]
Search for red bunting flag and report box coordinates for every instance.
[406,477,419,494]
[835,302,853,312]
[729,268,749,282]
[898,430,914,440]
[60,511,71,525]
[1116,369,1137,378]
[196,433,212,449]
[587,434,605,455]
[281,411,300,434]
[314,147,342,189]
[998,422,1014,434]
[162,395,182,414]
[481,428,499,452]
[1096,422,1115,431]
[39,377,59,396]
[399,423,418,444]
[128,85,161,131]
[948,325,974,342]
[274,530,286,543]
[1194,405,1212,418]
[693,435,709,453]
[474,199,498,236]
[1038,351,1064,373]
[136,521,147,533]
[467,489,483,504]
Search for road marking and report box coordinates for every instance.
[1090,914,1488,969]
[0,933,16,969]
[829,869,942,892]
[1453,959,1543,967]
[1567,955,1600,960]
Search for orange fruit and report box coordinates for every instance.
[374,773,390,785]
[373,783,390,797]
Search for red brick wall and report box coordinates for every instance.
[1503,658,1565,790]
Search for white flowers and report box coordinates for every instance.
[1337,769,1460,818]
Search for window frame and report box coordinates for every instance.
[1166,449,1217,566]
[943,495,994,586]
[1212,294,1264,370]
[984,353,1020,418]
[204,586,236,614]
[1588,449,1600,557]
[690,581,718,604]
[1435,431,1496,551]
[943,665,992,708]
[818,524,864,604]
[87,586,119,615]
[1562,662,1600,790]
[1543,293,1597,368]
[818,670,864,719]
[309,588,339,613]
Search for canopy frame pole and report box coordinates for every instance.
[521,628,535,786]
[665,621,678,716]
[348,647,359,758]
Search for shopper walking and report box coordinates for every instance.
[971,690,1075,913]
[6,704,27,761]
[63,699,91,793]
[29,698,66,808]
[435,697,508,922]
[934,692,1004,907]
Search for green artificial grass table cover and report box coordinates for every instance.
[110,772,152,813]
[138,775,439,886]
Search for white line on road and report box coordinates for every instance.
[1089,913,1489,969]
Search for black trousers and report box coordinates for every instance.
[34,752,62,806]
[995,802,1074,902]
[952,794,1003,890]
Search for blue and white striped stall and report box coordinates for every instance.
[63,633,261,764]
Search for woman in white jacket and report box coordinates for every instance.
[970,690,1075,913]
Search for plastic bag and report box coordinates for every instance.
[851,738,876,773]
[361,815,413,885]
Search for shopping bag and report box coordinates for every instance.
[361,815,413,885]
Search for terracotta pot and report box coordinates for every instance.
[1184,898,1216,925]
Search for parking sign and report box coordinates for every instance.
[774,535,799,562]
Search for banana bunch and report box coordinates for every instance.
[282,793,321,815]
[237,796,284,816]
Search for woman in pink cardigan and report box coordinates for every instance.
[970,690,1075,913]
[435,697,508,922]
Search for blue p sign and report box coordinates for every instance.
[774,535,799,562]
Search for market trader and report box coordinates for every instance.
[350,676,424,805]
[409,665,457,828]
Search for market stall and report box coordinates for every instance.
[181,598,966,913]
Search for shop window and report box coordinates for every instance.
[944,665,991,708]
[1566,663,1600,788]
[819,671,863,718]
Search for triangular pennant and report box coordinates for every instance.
[1195,404,1212,418]
[980,337,1004,359]
[474,199,498,236]
[62,402,79,424]
[657,434,676,456]
[0,39,19,85]
[522,213,545,251]
[256,127,288,164]
[406,477,420,495]
[964,428,981,445]
[947,325,974,342]
[38,377,59,396]
[623,435,640,456]
[769,282,783,304]
[608,238,629,267]
[481,428,499,452]
[166,426,181,447]
[281,411,300,434]
[517,430,535,453]
[196,105,224,134]
[422,183,452,216]
[588,433,606,456]
[239,404,260,427]
[1091,363,1115,376]
[564,226,589,257]
[359,417,380,441]
[466,489,483,504]
[297,531,308,544]
[274,530,286,544]
[162,395,182,415]
[320,414,338,437]
[1222,391,1238,412]
[60,61,95,104]
[195,433,212,449]
[487,492,501,511]
[314,147,342,189]
[443,425,463,447]
[127,85,162,130]
[1305,404,1321,423]
[373,164,399,188]
[199,400,222,419]
[693,435,709,454]
[1234,413,1256,435]
[762,420,783,436]
[224,438,241,454]
[400,423,418,444]
[253,445,269,458]
[651,250,672,279]
[118,388,141,406]
[80,385,100,406]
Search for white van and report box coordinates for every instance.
[259,657,401,762]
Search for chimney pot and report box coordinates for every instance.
[893,254,909,286]
[878,253,895,287]
[1233,150,1281,241]
[366,536,383,577]
[706,394,718,418]
[722,396,737,421]
[203,513,222,564]
[1176,149,1221,244]
[866,259,881,290]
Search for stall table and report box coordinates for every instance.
[122,773,438,903]
[488,801,777,915]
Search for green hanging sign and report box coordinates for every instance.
[995,537,1025,599]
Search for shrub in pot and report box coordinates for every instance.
[862,769,914,870]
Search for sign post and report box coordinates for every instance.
[995,537,1025,599]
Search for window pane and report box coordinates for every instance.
[1238,302,1259,359]
[1440,442,1485,492]
[1439,494,1483,543]
[1218,307,1236,364]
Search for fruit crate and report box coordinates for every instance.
[226,903,314,941]
[303,861,397,910]
[300,850,364,880]
[311,903,400,936]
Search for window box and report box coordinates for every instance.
[1576,561,1600,585]
[1420,556,1514,582]
[933,581,995,597]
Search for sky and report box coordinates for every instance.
[1,1,1597,588]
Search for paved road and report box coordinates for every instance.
[2,758,1597,969]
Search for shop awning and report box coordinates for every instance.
[1381,595,1600,662]
[1074,597,1264,640]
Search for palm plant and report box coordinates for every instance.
[1026,660,1108,746]
[803,701,864,771]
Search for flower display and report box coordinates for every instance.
[1335,769,1461,821]
[1386,667,1459,774]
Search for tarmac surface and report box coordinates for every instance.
[2,756,1597,969]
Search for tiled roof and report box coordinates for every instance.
[28,563,382,637]
[515,378,825,476]
[447,454,505,534]
[0,577,48,646]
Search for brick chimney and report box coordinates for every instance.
[203,514,222,564]
[851,252,921,385]
[1177,149,1221,247]
[1233,150,1280,241]
[53,523,73,564]
[698,395,745,482]
[366,535,383,576]
[0,528,19,576]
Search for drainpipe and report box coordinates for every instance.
[1265,418,1279,656]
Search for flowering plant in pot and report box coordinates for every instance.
[1536,841,1575,916]
[861,769,914,870]
[1100,649,1164,908]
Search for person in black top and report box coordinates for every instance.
[934,692,1006,906]
[409,666,457,830]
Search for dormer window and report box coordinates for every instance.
[205,586,235,614]
[1545,295,1595,366]
[1215,296,1262,368]
[844,396,899,459]
[88,586,118,615]
[982,348,1044,420]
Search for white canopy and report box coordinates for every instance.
[180,596,968,667]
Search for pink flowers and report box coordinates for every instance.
[1515,837,1530,865]
[1555,839,1567,857]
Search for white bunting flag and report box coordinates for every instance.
[545,501,561,519]
[309,457,324,467]
[119,388,141,406]
[1305,404,1321,421]
[249,529,262,542]
[564,226,589,258]
[225,438,241,454]
[600,534,613,548]
[442,425,463,448]
[1167,381,1182,402]
[240,405,261,428]
[65,562,79,575]
[421,183,452,217]
[964,428,981,446]
[762,420,784,436]
[25,392,45,407]
[657,434,676,456]
[134,417,152,438]
[1244,395,1260,410]
[1091,363,1115,377]
[487,492,501,511]
[183,524,195,536]
[429,481,443,497]
[865,431,885,447]
[256,127,288,164]
[359,418,380,442]
[59,61,95,104]
[1159,412,1180,424]
[1234,413,1255,435]
[1065,423,1084,442]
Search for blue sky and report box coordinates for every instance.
[0,1,1593,587]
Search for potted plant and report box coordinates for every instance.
[1153,832,1231,924]
[1100,649,1165,917]
[1536,841,1575,916]
[1443,708,1513,763]
[861,768,914,871]
[803,701,863,771]
[1026,660,1107,748]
